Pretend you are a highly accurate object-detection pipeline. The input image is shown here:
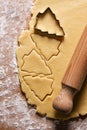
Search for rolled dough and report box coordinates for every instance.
[16,0,87,119]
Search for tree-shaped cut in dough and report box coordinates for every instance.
[31,8,65,60]
[22,50,51,75]
[31,34,60,60]
[24,76,53,101]
[35,8,65,38]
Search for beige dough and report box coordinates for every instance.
[16,0,87,119]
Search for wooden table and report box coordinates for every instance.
[0,0,87,129]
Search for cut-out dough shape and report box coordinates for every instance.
[22,50,51,75]
[35,8,65,39]
[31,34,60,60]
[16,0,87,119]
[24,76,53,101]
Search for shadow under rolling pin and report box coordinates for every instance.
[53,25,87,114]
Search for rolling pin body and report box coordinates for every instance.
[62,26,87,90]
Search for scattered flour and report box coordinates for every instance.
[0,0,87,130]
[0,0,54,129]
[0,66,6,79]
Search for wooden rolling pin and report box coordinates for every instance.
[53,25,87,114]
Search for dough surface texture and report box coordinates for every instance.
[16,0,87,119]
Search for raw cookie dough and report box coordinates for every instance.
[16,0,87,119]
